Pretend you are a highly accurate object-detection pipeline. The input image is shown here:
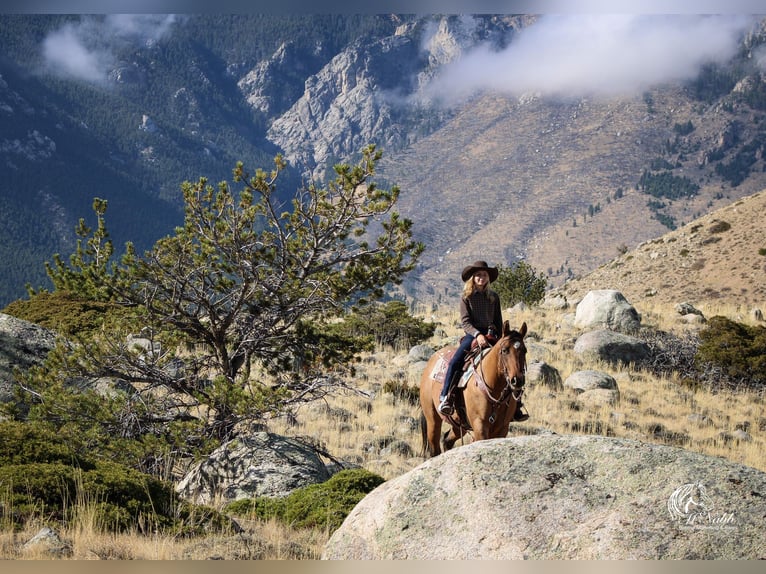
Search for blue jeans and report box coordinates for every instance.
[440,333,476,400]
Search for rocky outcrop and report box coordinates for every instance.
[323,434,766,559]
[264,16,520,182]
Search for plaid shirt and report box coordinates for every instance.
[460,288,503,338]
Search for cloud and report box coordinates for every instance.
[41,15,178,84]
[421,14,756,105]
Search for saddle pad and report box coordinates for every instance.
[429,347,490,386]
[429,353,451,383]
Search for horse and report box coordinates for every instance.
[419,320,528,457]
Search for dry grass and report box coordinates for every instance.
[3,299,764,559]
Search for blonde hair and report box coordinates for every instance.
[462,277,496,303]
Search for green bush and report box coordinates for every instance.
[0,420,91,468]
[0,421,228,535]
[695,316,766,391]
[493,261,549,307]
[0,461,169,531]
[336,300,435,349]
[225,468,385,532]
[1,290,130,338]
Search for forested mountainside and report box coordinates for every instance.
[3,13,766,307]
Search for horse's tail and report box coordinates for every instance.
[419,410,429,458]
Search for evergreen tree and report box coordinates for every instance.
[493,261,548,307]
[23,146,423,442]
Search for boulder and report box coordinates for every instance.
[564,370,618,392]
[0,313,56,409]
[526,360,563,390]
[565,370,620,407]
[573,329,650,365]
[175,431,330,505]
[322,435,766,559]
[574,290,641,333]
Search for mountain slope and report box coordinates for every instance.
[552,188,766,309]
[3,14,766,311]
[379,85,766,303]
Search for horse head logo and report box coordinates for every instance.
[667,482,714,521]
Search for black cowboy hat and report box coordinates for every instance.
[461,260,499,282]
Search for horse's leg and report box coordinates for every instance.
[441,426,462,452]
[420,411,441,457]
[419,379,443,457]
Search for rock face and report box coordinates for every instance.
[322,435,766,559]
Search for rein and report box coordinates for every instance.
[473,336,526,410]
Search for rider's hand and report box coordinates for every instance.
[476,334,487,347]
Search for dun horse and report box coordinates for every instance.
[419,320,527,457]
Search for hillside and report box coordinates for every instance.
[552,188,766,310]
[379,85,766,304]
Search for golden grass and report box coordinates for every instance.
[2,299,764,559]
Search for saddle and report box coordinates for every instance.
[463,332,497,370]
[429,333,497,387]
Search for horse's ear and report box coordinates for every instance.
[519,322,527,338]
[503,319,510,335]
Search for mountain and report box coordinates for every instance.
[2,13,766,309]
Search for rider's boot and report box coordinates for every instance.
[438,372,460,415]
[513,397,529,422]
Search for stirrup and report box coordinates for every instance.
[513,403,529,422]
[438,396,454,416]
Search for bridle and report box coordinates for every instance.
[473,333,526,423]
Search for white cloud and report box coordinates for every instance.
[42,23,111,83]
[41,15,178,84]
[422,14,756,105]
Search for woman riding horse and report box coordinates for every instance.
[419,319,529,457]
[437,260,528,422]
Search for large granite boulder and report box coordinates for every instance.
[574,290,641,333]
[323,434,766,559]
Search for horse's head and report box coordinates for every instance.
[496,320,527,390]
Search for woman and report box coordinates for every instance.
[438,260,528,421]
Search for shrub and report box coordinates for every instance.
[224,468,385,532]
[695,316,766,391]
[336,300,435,349]
[1,290,129,338]
[0,461,174,532]
[0,420,91,468]
[0,421,227,535]
[709,220,731,234]
[383,379,420,406]
[493,261,548,307]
